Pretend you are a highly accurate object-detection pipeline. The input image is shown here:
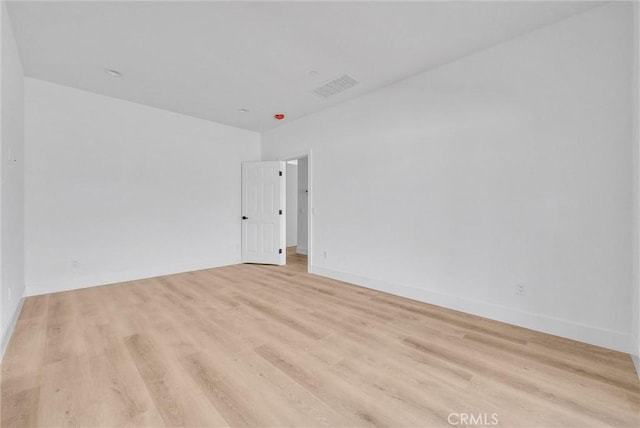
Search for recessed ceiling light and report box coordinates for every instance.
[104,69,122,78]
[238,108,249,113]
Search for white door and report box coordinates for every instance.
[241,161,286,265]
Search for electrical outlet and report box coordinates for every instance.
[515,284,527,296]
[323,250,328,260]
[72,260,79,269]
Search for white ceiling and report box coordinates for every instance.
[7,1,602,132]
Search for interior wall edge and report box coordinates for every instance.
[0,0,25,363]
[0,297,23,363]
[312,265,634,355]
[633,0,640,371]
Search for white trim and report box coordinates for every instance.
[1,298,25,363]
[311,265,634,354]
[25,259,238,297]
[296,247,308,255]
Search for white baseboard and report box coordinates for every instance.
[25,259,240,297]
[296,247,308,255]
[1,298,24,363]
[311,265,633,354]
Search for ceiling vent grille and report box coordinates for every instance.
[312,74,359,98]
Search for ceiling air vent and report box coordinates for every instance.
[312,74,359,98]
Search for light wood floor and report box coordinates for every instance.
[2,247,639,427]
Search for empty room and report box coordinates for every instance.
[1,1,639,427]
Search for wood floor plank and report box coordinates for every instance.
[124,333,229,427]
[36,355,93,427]
[1,316,47,382]
[1,247,638,427]
[179,352,260,427]
[124,333,186,426]
[19,294,49,321]
[1,385,40,428]
[402,335,632,426]
[237,350,348,427]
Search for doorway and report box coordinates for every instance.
[284,155,309,272]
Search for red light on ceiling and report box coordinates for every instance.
[274,113,286,120]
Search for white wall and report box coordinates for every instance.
[286,163,298,247]
[632,1,640,373]
[0,2,25,357]
[263,3,635,353]
[297,157,308,255]
[25,78,260,296]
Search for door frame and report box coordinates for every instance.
[279,150,313,273]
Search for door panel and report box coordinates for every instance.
[241,161,285,265]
